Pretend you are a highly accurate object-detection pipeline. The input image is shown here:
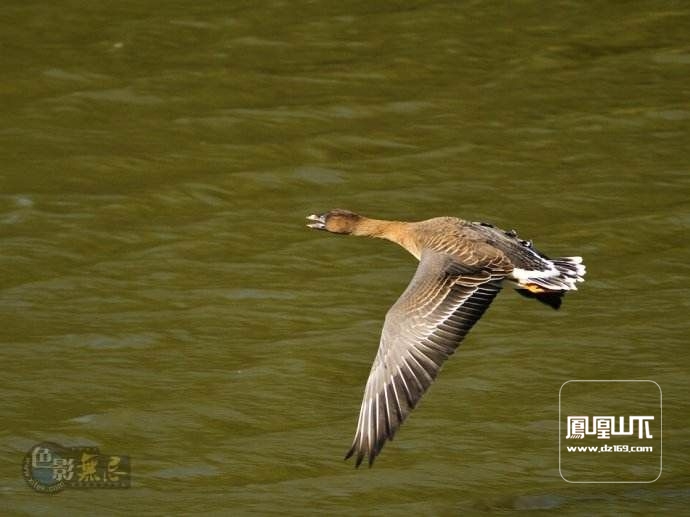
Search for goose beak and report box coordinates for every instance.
[306,213,326,230]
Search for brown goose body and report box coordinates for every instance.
[306,209,585,467]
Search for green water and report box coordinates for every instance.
[2,1,689,514]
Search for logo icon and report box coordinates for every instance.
[566,415,654,440]
[22,442,130,493]
[559,380,662,483]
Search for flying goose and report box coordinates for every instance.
[306,209,586,467]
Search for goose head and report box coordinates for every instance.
[306,209,362,234]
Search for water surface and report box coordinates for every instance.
[2,1,689,514]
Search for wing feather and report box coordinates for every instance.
[345,250,507,466]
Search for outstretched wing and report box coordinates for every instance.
[345,250,508,467]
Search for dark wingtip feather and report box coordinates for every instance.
[345,443,380,468]
[355,451,365,468]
